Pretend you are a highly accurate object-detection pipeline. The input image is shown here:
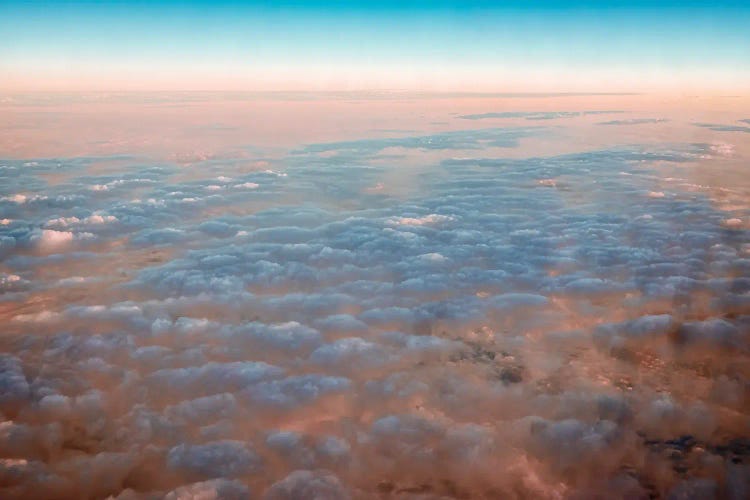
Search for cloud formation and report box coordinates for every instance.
[0,119,749,499]
[458,110,622,120]
[598,118,669,125]
[694,122,750,133]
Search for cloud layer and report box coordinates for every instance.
[0,120,749,499]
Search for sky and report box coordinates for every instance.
[1,0,749,92]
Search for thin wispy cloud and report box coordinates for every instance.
[458,110,623,120]
[598,118,669,125]
[694,122,750,133]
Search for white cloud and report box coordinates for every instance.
[387,214,454,226]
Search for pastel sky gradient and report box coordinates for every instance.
[2,0,749,92]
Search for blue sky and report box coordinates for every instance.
[2,0,749,91]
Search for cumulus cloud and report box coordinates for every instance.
[167,440,261,479]
[244,375,351,409]
[263,470,348,500]
[147,362,285,401]
[0,118,748,498]
[45,214,117,229]
[164,478,250,500]
[387,214,455,226]
[0,273,28,294]
[28,229,95,251]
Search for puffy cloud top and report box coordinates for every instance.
[0,118,748,498]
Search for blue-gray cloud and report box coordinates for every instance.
[0,125,748,499]
[694,122,750,133]
[295,127,543,154]
[459,110,623,120]
[598,118,669,125]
